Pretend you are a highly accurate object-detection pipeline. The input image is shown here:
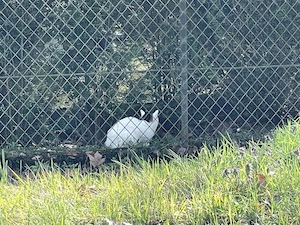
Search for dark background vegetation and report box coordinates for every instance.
[0,0,299,147]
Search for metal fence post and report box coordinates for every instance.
[179,0,189,145]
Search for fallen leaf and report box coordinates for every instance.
[257,173,267,189]
[86,151,105,169]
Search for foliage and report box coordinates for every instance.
[0,121,300,224]
[0,0,299,146]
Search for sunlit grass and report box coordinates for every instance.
[0,120,300,224]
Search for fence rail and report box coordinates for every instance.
[0,0,299,147]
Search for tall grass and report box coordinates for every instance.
[0,121,300,224]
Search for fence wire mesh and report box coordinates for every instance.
[0,0,299,147]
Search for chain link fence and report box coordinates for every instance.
[0,0,299,147]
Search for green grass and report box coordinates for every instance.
[1,121,300,225]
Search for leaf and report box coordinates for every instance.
[257,173,267,189]
[86,151,105,169]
